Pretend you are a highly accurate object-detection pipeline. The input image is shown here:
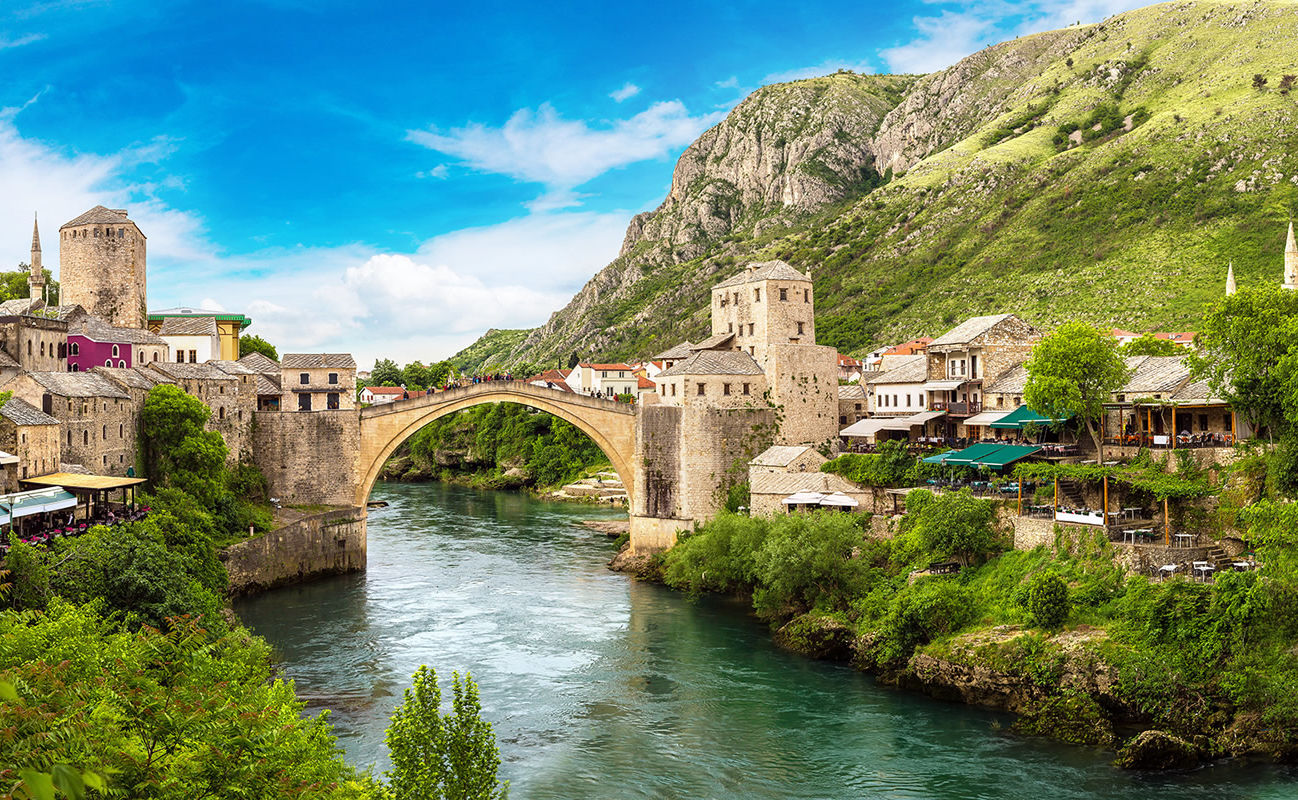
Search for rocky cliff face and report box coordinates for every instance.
[466,0,1298,371]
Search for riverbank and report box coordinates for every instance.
[608,511,1298,771]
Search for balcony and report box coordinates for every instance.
[931,400,981,416]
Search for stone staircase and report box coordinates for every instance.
[1057,480,1086,509]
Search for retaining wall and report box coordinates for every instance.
[221,507,367,595]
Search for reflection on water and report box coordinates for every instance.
[235,483,1296,799]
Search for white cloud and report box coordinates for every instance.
[761,59,875,84]
[406,100,723,193]
[609,82,641,102]
[879,0,1149,75]
[715,76,740,89]
[0,33,46,50]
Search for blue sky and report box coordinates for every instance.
[0,0,1145,367]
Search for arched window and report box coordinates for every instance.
[118,360,125,368]
[70,342,79,356]
[104,359,111,367]
[83,430,88,445]
[111,345,119,358]
[218,407,225,420]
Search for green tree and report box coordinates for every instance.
[903,489,999,566]
[384,666,508,800]
[2,265,59,305]
[1024,322,1130,458]
[1024,571,1070,629]
[141,384,228,504]
[1191,283,1298,439]
[428,360,453,389]
[1119,333,1181,357]
[403,361,431,389]
[238,333,278,360]
[372,358,403,387]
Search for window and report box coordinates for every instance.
[1198,413,1208,431]
[754,288,761,302]
[804,289,809,303]
[298,393,312,411]
[111,345,119,358]
[104,359,111,367]
[697,383,705,396]
[118,228,124,238]
[118,360,125,368]
[27,341,31,356]
[328,372,339,384]
[748,323,754,336]
[841,416,847,424]
[66,430,71,446]
[70,342,79,356]
[728,322,734,333]
[83,430,88,445]
[119,424,123,438]
[893,394,899,407]
[779,288,787,301]
[219,385,225,394]
[176,350,185,363]
[40,341,45,357]
[723,383,731,395]
[733,292,740,304]
[188,350,197,363]
[102,425,107,440]
[327,393,340,410]
[906,394,912,407]
[796,322,804,335]
[153,352,159,362]
[742,383,750,396]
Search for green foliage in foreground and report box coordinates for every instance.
[820,439,949,487]
[384,667,508,800]
[0,601,367,799]
[404,403,607,488]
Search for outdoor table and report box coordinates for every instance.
[1233,561,1255,571]
[1174,533,1195,548]
[1158,564,1177,578]
[1123,507,1142,520]
[1107,511,1123,523]
[1193,562,1216,582]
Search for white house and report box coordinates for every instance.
[572,362,638,397]
[866,354,929,416]
[158,316,220,363]
[360,386,406,405]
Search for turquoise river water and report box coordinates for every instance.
[234,482,1298,799]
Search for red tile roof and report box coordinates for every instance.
[885,337,933,356]
[366,386,406,395]
[637,375,655,389]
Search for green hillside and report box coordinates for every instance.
[474,0,1298,366]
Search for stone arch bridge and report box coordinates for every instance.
[357,382,636,509]
[254,380,775,555]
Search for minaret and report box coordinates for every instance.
[1226,261,1237,296]
[28,214,44,301]
[1286,221,1298,290]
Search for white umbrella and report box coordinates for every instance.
[782,491,826,505]
[819,492,860,508]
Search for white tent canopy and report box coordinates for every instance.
[782,491,826,505]
[840,418,892,438]
[963,409,1011,427]
[819,492,860,507]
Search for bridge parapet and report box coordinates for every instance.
[360,381,636,420]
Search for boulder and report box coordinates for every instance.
[1114,730,1202,770]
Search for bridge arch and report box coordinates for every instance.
[356,383,637,508]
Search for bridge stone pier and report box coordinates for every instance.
[253,381,774,555]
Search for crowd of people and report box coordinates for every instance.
[0,506,152,556]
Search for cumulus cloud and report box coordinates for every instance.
[406,100,723,193]
[879,0,1149,75]
[609,82,641,102]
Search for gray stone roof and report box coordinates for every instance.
[27,371,129,399]
[282,353,357,369]
[77,318,167,345]
[0,397,58,426]
[1120,356,1190,395]
[254,374,281,395]
[838,384,866,400]
[61,205,131,229]
[238,352,280,373]
[713,260,809,289]
[0,298,39,317]
[159,316,218,336]
[0,349,19,369]
[750,470,861,497]
[691,332,735,351]
[928,314,1019,348]
[210,359,257,375]
[96,367,173,391]
[150,362,237,382]
[1171,377,1225,404]
[866,354,927,385]
[656,349,765,378]
[50,305,88,323]
[984,363,1028,395]
[751,445,821,468]
[652,341,694,361]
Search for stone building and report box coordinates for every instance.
[146,361,253,459]
[748,471,870,517]
[837,384,867,427]
[281,354,357,411]
[236,352,283,410]
[710,261,816,365]
[924,314,1042,434]
[653,350,768,408]
[749,444,826,475]
[59,206,147,329]
[0,312,69,374]
[158,316,220,363]
[2,371,138,475]
[0,398,61,485]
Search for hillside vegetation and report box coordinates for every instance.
[468,0,1298,370]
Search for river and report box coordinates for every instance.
[235,483,1296,799]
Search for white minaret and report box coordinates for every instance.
[1226,261,1237,296]
[28,214,44,301]
[1285,221,1298,290]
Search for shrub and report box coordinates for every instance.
[876,578,975,665]
[1025,572,1070,629]
[751,512,874,618]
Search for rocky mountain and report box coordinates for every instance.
[457,0,1298,373]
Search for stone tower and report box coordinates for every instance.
[1225,261,1236,296]
[1286,222,1298,290]
[58,206,147,328]
[28,214,44,301]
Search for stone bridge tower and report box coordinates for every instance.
[59,206,148,328]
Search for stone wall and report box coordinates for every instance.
[0,317,69,373]
[253,409,361,506]
[634,404,683,520]
[767,342,838,446]
[221,507,367,595]
[0,419,59,488]
[679,405,776,520]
